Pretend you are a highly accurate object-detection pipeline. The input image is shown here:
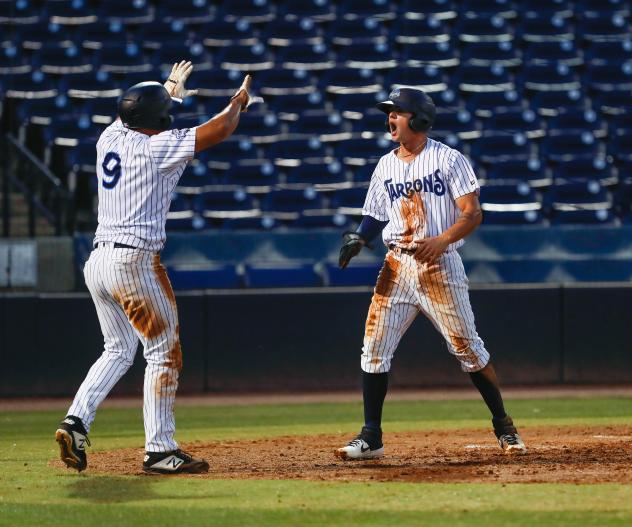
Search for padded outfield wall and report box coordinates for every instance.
[1,283,631,396]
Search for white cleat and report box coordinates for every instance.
[498,432,528,455]
[335,428,384,460]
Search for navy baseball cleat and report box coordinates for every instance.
[493,415,527,455]
[143,449,209,474]
[55,415,90,472]
[335,426,384,460]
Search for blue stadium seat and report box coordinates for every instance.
[277,43,334,72]
[433,108,480,139]
[585,63,632,93]
[267,91,326,114]
[244,262,322,288]
[294,209,351,228]
[325,260,382,286]
[479,182,542,222]
[542,130,602,163]
[158,0,215,25]
[518,0,573,20]
[199,21,256,50]
[222,215,277,230]
[100,0,153,25]
[261,188,323,215]
[37,43,93,75]
[518,14,574,43]
[167,264,242,289]
[398,0,458,21]
[330,186,368,216]
[46,0,97,26]
[0,0,39,24]
[176,166,213,192]
[206,137,257,162]
[577,12,630,43]
[547,180,614,224]
[455,15,512,43]
[576,0,629,17]
[338,0,396,20]
[391,17,450,44]
[465,90,523,117]
[217,43,274,72]
[97,43,152,74]
[0,46,31,75]
[471,132,534,163]
[279,0,335,23]
[530,89,585,117]
[234,111,281,139]
[461,41,521,68]
[328,18,387,46]
[331,92,386,114]
[462,0,518,18]
[594,89,632,116]
[335,137,392,166]
[484,108,545,138]
[400,42,460,68]
[384,66,448,94]
[78,21,127,51]
[485,158,551,188]
[218,0,275,24]
[339,42,397,70]
[610,133,632,163]
[166,193,197,231]
[322,68,383,95]
[224,159,277,192]
[285,158,349,189]
[272,137,326,163]
[152,41,211,72]
[265,18,322,47]
[288,109,344,135]
[198,187,259,221]
[549,109,605,138]
[457,65,515,94]
[524,41,583,67]
[258,69,315,97]
[521,63,581,92]
[585,40,632,66]
[552,158,617,187]
[347,108,388,133]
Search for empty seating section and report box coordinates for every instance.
[2,0,632,286]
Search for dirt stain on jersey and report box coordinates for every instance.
[113,292,167,340]
[154,254,177,306]
[400,190,426,247]
[449,335,478,366]
[365,252,400,340]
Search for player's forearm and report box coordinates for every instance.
[439,208,482,245]
[194,98,245,153]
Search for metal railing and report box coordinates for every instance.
[1,134,74,236]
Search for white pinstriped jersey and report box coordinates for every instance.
[362,137,479,251]
[93,120,196,252]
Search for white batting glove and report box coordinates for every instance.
[230,74,264,112]
[164,60,198,100]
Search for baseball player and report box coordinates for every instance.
[55,61,260,474]
[335,87,527,460]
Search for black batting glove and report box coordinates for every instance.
[339,232,370,269]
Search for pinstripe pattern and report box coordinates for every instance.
[68,244,181,452]
[360,138,488,374]
[93,120,195,252]
[67,119,193,453]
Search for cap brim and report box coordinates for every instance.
[376,100,395,113]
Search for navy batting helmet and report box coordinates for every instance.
[118,81,176,131]
[376,87,436,132]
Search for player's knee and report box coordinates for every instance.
[102,348,135,368]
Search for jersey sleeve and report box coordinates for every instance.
[362,165,389,222]
[446,150,480,200]
[149,127,196,176]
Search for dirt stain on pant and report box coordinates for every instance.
[113,292,167,340]
[419,261,449,306]
[400,189,426,248]
[365,252,400,341]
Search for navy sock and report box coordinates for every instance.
[362,371,388,432]
[469,365,507,421]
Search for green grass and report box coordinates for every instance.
[1,397,632,527]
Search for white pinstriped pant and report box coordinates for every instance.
[361,248,490,374]
[67,243,181,452]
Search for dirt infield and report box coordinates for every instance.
[60,424,632,484]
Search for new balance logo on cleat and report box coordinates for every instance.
[142,449,209,474]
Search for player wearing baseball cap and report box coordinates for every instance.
[55,61,262,474]
[335,87,527,460]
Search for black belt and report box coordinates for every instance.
[388,244,416,255]
[94,242,138,249]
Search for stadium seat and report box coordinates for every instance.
[479,182,542,220]
[330,186,368,216]
[277,43,334,72]
[325,260,383,286]
[217,43,274,72]
[265,18,322,48]
[484,108,545,138]
[285,158,349,189]
[485,158,551,188]
[542,130,603,163]
[223,159,278,192]
[392,17,450,45]
[457,65,515,94]
[398,0,458,21]
[261,188,323,216]
[328,18,387,46]
[433,108,481,140]
[244,262,322,288]
[461,41,521,68]
[158,0,215,25]
[471,132,534,163]
[578,12,630,43]
[401,41,460,68]
[547,180,613,224]
[279,0,336,23]
[524,41,583,67]
[218,0,275,24]
[518,15,574,43]
[167,263,242,289]
[455,15,512,43]
[552,158,617,187]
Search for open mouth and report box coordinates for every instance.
[389,122,397,135]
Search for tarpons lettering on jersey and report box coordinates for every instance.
[384,169,446,203]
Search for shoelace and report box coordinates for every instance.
[500,433,520,445]
[347,438,364,447]
[174,449,194,462]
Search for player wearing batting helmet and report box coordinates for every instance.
[335,86,527,460]
[55,61,263,474]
